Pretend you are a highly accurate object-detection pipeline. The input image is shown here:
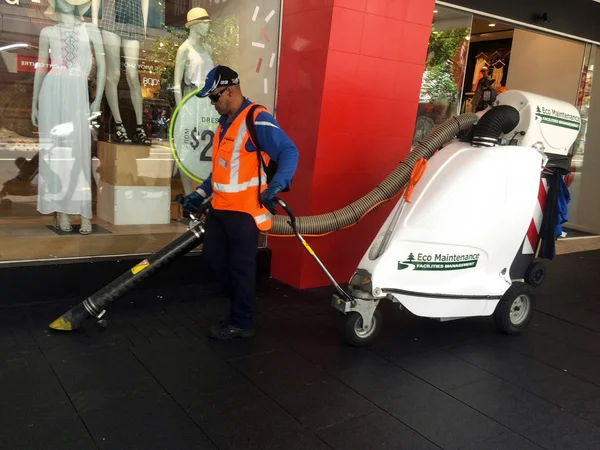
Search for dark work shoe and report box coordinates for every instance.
[207,324,255,340]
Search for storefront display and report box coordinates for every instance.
[32,0,106,234]
[0,0,282,262]
[92,0,151,144]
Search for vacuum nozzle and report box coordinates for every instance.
[48,303,91,332]
[49,316,74,331]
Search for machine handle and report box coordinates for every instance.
[274,197,299,235]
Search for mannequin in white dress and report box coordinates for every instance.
[173,7,219,194]
[92,0,150,145]
[31,0,106,234]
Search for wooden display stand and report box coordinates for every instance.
[96,141,172,225]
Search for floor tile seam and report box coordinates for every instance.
[508,330,600,390]
[271,342,444,449]
[311,410,376,434]
[220,352,335,450]
[160,310,206,340]
[139,312,177,338]
[135,313,172,339]
[367,347,547,449]
[150,308,195,340]
[150,324,333,448]
[125,316,160,344]
[536,310,600,336]
[126,347,219,449]
[37,343,101,449]
[550,299,600,316]
[454,429,545,450]
[443,347,600,431]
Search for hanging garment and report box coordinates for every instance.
[472,57,488,92]
[539,172,570,260]
[37,23,93,219]
[492,66,504,89]
[101,0,146,42]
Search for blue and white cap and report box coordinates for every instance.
[196,65,240,98]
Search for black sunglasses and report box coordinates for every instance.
[208,87,229,102]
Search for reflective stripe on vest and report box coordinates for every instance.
[210,103,273,231]
[213,177,260,193]
[213,121,268,194]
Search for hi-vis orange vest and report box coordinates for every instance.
[210,103,273,231]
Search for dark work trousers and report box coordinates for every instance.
[202,208,260,330]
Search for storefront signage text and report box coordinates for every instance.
[4,0,41,6]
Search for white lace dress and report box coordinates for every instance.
[37,23,93,219]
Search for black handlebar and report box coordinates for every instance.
[175,194,209,219]
[274,197,300,235]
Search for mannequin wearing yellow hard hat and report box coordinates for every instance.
[31,0,106,234]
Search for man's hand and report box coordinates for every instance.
[183,188,207,212]
[260,181,284,214]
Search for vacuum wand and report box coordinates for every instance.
[274,198,354,303]
[48,200,209,331]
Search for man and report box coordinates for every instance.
[183,66,298,340]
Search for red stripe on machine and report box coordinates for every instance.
[526,220,539,250]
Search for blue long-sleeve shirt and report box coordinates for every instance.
[198,98,298,196]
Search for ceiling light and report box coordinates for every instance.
[433,10,438,13]
[489,23,496,27]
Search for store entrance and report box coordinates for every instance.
[413,5,595,236]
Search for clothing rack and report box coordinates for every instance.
[474,50,511,68]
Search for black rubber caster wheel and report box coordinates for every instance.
[525,262,546,287]
[341,309,382,346]
[96,318,109,329]
[493,282,536,335]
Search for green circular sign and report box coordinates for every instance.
[169,87,221,183]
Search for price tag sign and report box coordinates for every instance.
[170,89,221,183]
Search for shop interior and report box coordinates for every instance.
[417,5,595,236]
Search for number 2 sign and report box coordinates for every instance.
[170,89,220,183]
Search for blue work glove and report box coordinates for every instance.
[260,181,284,214]
[182,188,207,212]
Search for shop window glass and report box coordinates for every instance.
[0,0,281,263]
[566,43,595,223]
[412,6,472,145]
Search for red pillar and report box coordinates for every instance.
[271,0,435,289]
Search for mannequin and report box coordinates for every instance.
[92,0,150,145]
[173,7,220,194]
[31,0,106,234]
[173,7,213,104]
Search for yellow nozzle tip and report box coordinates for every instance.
[49,317,73,331]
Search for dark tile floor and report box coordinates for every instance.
[2,250,600,449]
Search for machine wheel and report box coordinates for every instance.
[342,309,382,347]
[525,262,546,287]
[493,282,536,335]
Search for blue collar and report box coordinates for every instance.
[218,98,253,127]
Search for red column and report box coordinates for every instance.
[271,0,435,289]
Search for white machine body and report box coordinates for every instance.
[358,141,542,318]
[352,90,580,320]
[495,90,581,156]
